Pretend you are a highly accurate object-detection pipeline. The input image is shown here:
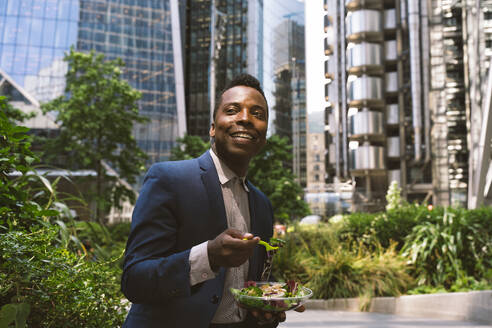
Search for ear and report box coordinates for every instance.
[209,122,215,138]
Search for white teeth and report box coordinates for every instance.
[232,132,254,140]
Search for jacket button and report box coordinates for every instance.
[211,294,219,304]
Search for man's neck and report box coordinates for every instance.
[211,147,249,177]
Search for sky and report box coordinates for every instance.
[304,0,325,114]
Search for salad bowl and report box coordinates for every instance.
[230,281,312,312]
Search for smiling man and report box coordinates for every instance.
[121,74,303,328]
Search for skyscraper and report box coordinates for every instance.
[272,17,306,186]
[183,0,263,138]
[0,0,186,166]
[309,0,492,211]
[182,0,308,186]
[266,0,307,186]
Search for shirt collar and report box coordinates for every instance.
[209,149,249,192]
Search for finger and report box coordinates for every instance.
[224,228,245,238]
[263,312,272,321]
[242,232,254,239]
[294,305,305,312]
[278,312,286,322]
[251,310,259,318]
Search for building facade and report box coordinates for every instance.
[183,0,263,138]
[0,0,186,166]
[183,0,308,186]
[272,16,307,186]
[313,0,492,211]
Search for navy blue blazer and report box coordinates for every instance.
[121,151,274,328]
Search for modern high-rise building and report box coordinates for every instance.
[309,0,492,212]
[183,0,308,186]
[265,0,307,187]
[272,17,307,186]
[0,0,186,166]
[182,0,263,138]
[271,16,306,187]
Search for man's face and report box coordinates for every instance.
[210,86,268,166]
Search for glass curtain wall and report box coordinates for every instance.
[77,0,180,164]
[184,0,261,139]
[0,0,79,102]
[264,0,306,186]
[0,0,183,168]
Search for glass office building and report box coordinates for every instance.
[183,0,263,138]
[0,0,186,165]
[265,0,306,186]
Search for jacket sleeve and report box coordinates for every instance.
[121,163,192,304]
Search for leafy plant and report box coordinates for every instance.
[272,224,413,300]
[1,98,127,326]
[0,227,126,327]
[0,101,63,232]
[41,49,148,222]
[338,205,424,251]
[248,135,310,223]
[401,206,492,288]
[170,134,210,161]
[386,180,404,211]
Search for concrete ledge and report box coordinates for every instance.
[305,290,492,324]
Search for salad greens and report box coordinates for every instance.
[230,281,311,312]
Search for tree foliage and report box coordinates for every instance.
[170,134,210,161]
[41,49,148,222]
[0,227,126,327]
[0,98,126,327]
[0,97,58,231]
[248,135,310,223]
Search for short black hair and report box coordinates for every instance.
[213,73,268,120]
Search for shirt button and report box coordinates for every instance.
[201,272,208,279]
[211,294,219,304]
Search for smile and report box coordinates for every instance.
[230,132,255,140]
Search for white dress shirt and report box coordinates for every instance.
[189,149,251,323]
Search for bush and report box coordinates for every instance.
[272,224,413,300]
[0,104,57,232]
[402,206,492,288]
[338,205,426,251]
[0,227,126,327]
[0,99,127,327]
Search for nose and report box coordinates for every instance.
[236,108,252,125]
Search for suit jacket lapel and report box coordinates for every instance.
[198,151,228,238]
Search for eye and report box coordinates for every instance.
[252,109,266,120]
[224,105,238,114]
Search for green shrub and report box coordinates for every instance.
[302,242,413,300]
[1,107,127,327]
[401,206,492,288]
[272,224,339,283]
[461,207,492,276]
[338,204,424,250]
[0,105,56,232]
[0,227,126,327]
[273,224,413,300]
[72,221,128,268]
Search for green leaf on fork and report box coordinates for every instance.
[243,238,278,251]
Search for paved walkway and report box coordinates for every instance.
[279,310,492,328]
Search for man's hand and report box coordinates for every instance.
[250,305,305,325]
[208,229,260,271]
